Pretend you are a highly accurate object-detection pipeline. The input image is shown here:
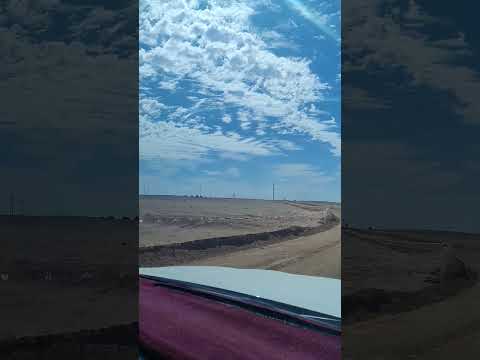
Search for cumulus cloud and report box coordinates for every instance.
[222,114,232,123]
[140,98,168,118]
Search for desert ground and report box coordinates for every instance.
[0,216,137,354]
[186,225,340,278]
[140,196,341,279]
[342,228,480,359]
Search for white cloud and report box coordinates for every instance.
[261,30,299,50]
[218,152,249,161]
[140,98,168,118]
[139,0,340,156]
[159,79,177,91]
[222,114,232,123]
[237,110,252,130]
[0,27,137,131]
[343,0,480,124]
[205,166,240,177]
[274,163,319,177]
[270,139,302,151]
[140,117,288,162]
[273,163,335,183]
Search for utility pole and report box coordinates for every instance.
[272,183,275,201]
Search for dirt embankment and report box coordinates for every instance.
[139,197,337,247]
[342,228,478,324]
[342,228,480,359]
[140,213,340,267]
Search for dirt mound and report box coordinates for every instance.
[439,244,473,281]
[324,210,339,224]
[343,275,477,324]
[141,225,312,254]
[140,220,340,267]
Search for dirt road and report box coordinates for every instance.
[186,224,341,279]
[342,229,480,359]
[343,281,480,359]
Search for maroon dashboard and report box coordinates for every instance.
[139,277,341,360]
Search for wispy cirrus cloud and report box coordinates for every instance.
[273,163,335,183]
[284,0,339,42]
[204,167,240,178]
[140,118,296,162]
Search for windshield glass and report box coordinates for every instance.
[139,0,341,358]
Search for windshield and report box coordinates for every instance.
[139,0,341,358]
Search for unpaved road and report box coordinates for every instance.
[342,228,480,359]
[186,225,340,279]
[344,281,480,359]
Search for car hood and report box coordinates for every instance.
[139,266,340,319]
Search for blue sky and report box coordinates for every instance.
[139,0,340,202]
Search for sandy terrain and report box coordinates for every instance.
[342,229,444,295]
[187,224,340,279]
[342,228,480,359]
[139,196,341,277]
[140,196,339,247]
[0,216,137,343]
[344,282,480,359]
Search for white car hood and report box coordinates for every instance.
[140,266,341,318]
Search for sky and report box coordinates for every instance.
[1,0,138,217]
[139,0,341,202]
[342,0,480,233]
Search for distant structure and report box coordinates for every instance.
[272,183,275,201]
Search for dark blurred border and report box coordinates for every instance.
[342,0,480,358]
[0,1,138,358]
